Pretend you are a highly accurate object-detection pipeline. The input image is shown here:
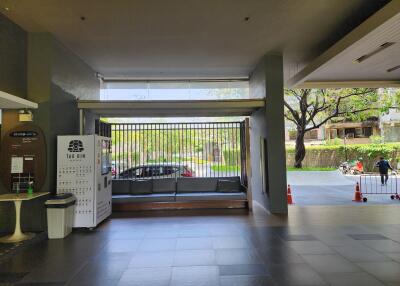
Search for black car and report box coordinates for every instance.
[117,164,195,179]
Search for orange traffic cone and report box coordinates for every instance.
[352,182,363,202]
[287,185,294,205]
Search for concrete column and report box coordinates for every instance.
[250,54,287,214]
[264,54,287,214]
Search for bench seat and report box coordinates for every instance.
[175,192,247,201]
[113,193,176,203]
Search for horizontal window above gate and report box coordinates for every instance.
[77,99,265,118]
[100,80,251,101]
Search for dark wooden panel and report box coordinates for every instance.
[113,200,248,212]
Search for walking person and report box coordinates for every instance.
[375,156,393,186]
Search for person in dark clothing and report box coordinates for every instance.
[375,156,393,185]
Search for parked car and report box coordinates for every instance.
[118,163,195,179]
[111,162,116,176]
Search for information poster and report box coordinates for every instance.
[11,157,24,174]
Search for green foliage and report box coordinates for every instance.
[286,143,400,160]
[324,138,343,146]
[369,135,384,144]
[223,149,240,166]
[112,152,139,162]
[284,88,386,124]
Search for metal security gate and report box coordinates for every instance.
[109,121,247,182]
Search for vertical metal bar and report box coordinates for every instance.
[234,122,237,177]
[185,123,189,172]
[79,109,84,135]
[119,124,121,178]
[214,123,220,177]
[208,123,211,178]
[216,122,219,178]
[226,123,233,178]
[130,123,132,175]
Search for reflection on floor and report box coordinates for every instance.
[1,204,400,285]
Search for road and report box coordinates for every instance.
[287,170,400,205]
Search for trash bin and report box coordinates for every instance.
[45,193,76,239]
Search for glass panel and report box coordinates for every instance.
[100,80,249,100]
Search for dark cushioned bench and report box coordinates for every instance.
[112,178,176,203]
[112,176,247,206]
[175,177,246,201]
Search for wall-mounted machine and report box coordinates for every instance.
[0,124,46,193]
[57,135,112,228]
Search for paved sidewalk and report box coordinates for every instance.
[287,171,400,206]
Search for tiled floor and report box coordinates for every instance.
[1,204,400,285]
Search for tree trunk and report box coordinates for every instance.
[294,130,306,168]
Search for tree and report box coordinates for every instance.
[284,88,387,168]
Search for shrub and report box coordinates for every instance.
[223,149,240,166]
[369,135,384,144]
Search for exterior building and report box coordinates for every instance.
[324,119,380,144]
[380,108,400,142]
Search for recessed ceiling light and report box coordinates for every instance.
[354,42,395,63]
[4,7,10,11]
[387,65,400,73]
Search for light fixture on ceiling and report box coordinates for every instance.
[354,42,395,63]
[387,65,400,73]
[4,7,9,11]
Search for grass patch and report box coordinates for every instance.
[211,165,241,172]
[286,167,337,171]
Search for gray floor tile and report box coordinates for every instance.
[323,272,385,286]
[269,263,328,286]
[287,241,335,255]
[219,264,268,276]
[118,267,171,286]
[357,261,400,283]
[279,234,318,241]
[257,247,305,264]
[104,239,141,253]
[302,254,361,274]
[176,237,213,250]
[220,275,277,286]
[333,244,391,262]
[216,249,262,265]
[360,240,400,253]
[129,251,174,268]
[384,252,400,262]
[173,249,216,266]
[348,234,389,240]
[170,266,219,286]
[212,237,251,249]
[137,238,177,252]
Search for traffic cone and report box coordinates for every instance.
[352,182,363,202]
[287,185,294,205]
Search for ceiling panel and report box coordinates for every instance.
[0,0,389,82]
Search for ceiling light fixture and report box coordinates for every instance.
[354,42,395,63]
[387,65,400,73]
[4,7,9,11]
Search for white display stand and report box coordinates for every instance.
[0,192,49,243]
[57,135,112,228]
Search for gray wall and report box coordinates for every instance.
[249,108,269,211]
[0,14,27,99]
[0,30,100,233]
[249,54,287,214]
[0,14,28,231]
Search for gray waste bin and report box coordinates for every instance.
[45,193,76,239]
